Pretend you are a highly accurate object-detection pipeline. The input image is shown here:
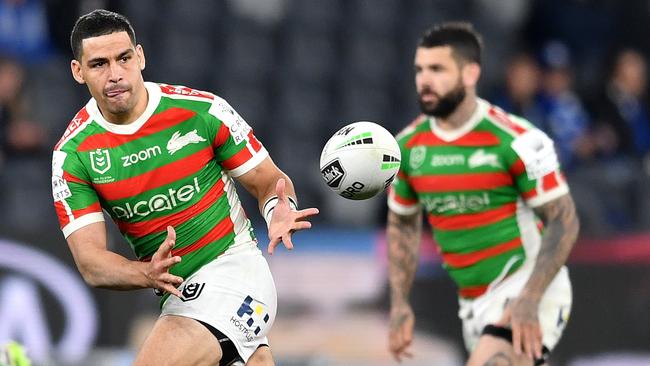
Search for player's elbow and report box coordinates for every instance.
[76,264,102,288]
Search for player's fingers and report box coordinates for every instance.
[520,326,532,359]
[512,323,522,356]
[533,326,543,359]
[389,339,402,362]
[292,221,312,231]
[388,327,400,350]
[523,326,535,360]
[282,233,294,251]
[526,325,542,360]
[166,226,176,242]
[160,283,182,298]
[267,237,281,255]
[389,328,406,362]
[275,178,287,202]
[393,351,402,363]
[154,228,176,259]
[160,255,182,269]
[152,241,172,261]
[295,207,319,219]
[393,343,408,363]
[159,273,184,286]
[405,316,414,343]
[401,349,414,359]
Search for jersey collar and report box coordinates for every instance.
[86,81,161,135]
[428,98,488,142]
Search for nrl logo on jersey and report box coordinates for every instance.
[89,149,111,174]
[167,129,206,155]
[409,146,426,170]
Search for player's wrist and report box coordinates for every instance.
[262,195,297,227]
[519,287,543,303]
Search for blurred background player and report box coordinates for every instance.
[51,9,317,366]
[386,22,579,365]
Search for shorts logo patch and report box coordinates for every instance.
[180,282,205,302]
[230,295,270,341]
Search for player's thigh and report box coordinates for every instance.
[246,345,274,366]
[133,315,222,366]
[466,335,534,366]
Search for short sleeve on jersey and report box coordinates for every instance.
[52,150,104,238]
[208,96,268,177]
[509,129,569,207]
[387,169,421,215]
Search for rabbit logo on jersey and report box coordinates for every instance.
[111,177,201,219]
[167,130,206,155]
[230,295,270,342]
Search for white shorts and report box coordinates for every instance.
[458,264,572,352]
[161,243,277,362]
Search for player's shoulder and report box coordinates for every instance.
[54,105,95,152]
[481,101,536,140]
[479,101,554,156]
[156,83,242,121]
[157,83,216,104]
[395,114,429,145]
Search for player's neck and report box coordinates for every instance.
[100,84,149,125]
[435,94,478,131]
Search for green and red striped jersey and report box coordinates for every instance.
[387,99,569,299]
[52,82,267,280]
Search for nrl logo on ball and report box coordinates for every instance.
[320,159,345,188]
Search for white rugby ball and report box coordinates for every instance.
[320,121,401,200]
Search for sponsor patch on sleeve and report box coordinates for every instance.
[52,176,72,202]
[52,151,72,202]
[511,129,559,180]
[210,97,252,145]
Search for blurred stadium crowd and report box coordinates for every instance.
[1,0,650,237]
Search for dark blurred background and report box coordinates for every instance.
[0,0,649,365]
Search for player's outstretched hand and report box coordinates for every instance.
[147,226,184,297]
[267,178,319,255]
[497,295,542,360]
[389,302,415,362]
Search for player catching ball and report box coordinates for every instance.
[52,9,318,366]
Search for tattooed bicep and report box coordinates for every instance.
[533,194,576,224]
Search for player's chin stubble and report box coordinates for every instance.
[419,84,466,118]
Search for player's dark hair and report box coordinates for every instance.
[418,22,483,65]
[70,9,136,60]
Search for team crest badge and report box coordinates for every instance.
[90,149,111,174]
[409,146,426,170]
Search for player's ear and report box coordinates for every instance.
[70,59,85,85]
[136,44,146,71]
[462,63,481,87]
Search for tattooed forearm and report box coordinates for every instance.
[526,194,580,300]
[387,210,422,306]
